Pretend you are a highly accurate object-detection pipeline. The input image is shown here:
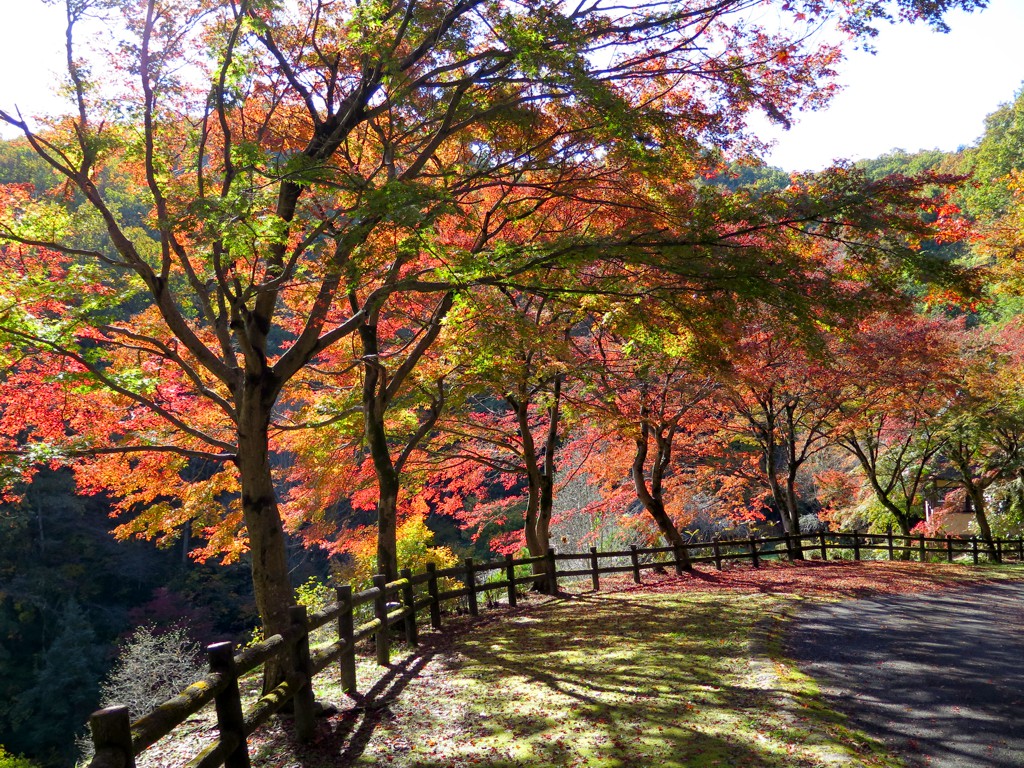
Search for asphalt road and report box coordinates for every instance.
[786,582,1024,768]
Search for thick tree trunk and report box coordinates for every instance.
[969,487,999,563]
[359,322,403,582]
[237,393,294,694]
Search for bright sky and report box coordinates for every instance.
[756,0,1024,170]
[0,0,1022,170]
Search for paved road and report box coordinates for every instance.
[786,582,1024,768]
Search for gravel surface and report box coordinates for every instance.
[786,582,1024,768]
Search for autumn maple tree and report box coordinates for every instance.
[568,317,718,558]
[829,314,959,538]
[0,0,987,691]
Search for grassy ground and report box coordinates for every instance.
[234,561,1024,768]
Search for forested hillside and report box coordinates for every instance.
[0,0,1019,764]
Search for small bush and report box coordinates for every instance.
[0,746,40,768]
[98,624,205,719]
[339,513,460,589]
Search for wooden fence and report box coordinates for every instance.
[86,529,1023,768]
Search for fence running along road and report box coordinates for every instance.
[85,529,1023,768]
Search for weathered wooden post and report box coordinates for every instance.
[1018,537,1023,562]
[784,533,794,561]
[546,547,558,595]
[206,642,250,768]
[818,532,827,561]
[672,542,684,576]
[748,536,759,568]
[853,534,861,561]
[712,538,722,570]
[336,585,356,693]
[288,605,316,742]
[590,547,600,590]
[996,538,1003,563]
[425,563,442,629]
[505,554,518,607]
[463,558,478,616]
[630,545,641,583]
[887,526,895,561]
[918,535,926,562]
[400,568,417,646]
[372,574,390,666]
[971,537,979,565]
[89,706,136,768]
[946,535,954,563]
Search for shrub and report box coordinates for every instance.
[97,624,205,719]
[339,513,460,589]
[0,746,39,768]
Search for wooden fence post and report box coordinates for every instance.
[426,563,442,629]
[853,534,861,561]
[207,642,250,768]
[887,527,895,561]
[748,536,759,568]
[918,535,926,562]
[971,537,979,565]
[373,573,389,666]
[784,533,793,561]
[400,568,417,646]
[336,585,356,693]
[1018,537,1023,562]
[712,539,722,570]
[505,554,518,607]
[464,558,478,616]
[818,532,827,561]
[996,538,1003,563]
[590,547,600,590]
[89,706,136,768]
[672,543,684,576]
[288,605,316,743]
[946,535,954,563]
[630,545,642,583]
[546,548,558,595]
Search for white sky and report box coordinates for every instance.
[0,0,1022,169]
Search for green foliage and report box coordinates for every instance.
[0,746,39,768]
[8,600,103,767]
[991,479,1024,538]
[339,514,460,590]
[295,576,334,615]
[962,88,1024,217]
[856,148,949,181]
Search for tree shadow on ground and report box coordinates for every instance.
[259,583,898,768]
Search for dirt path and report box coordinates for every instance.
[786,582,1024,768]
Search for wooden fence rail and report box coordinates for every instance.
[86,530,1023,767]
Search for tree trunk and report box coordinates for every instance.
[509,392,551,591]
[534,376,561,565]
[236,392,295,694]
[630,425,691,569]
[969,487,999,562]
[767,473,802,542]
[359,322,403,582]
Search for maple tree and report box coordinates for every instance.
[709,314,857,543]
[419,288,575,586]
[928,321,1024,559]
[568,317,718,558]
[829,314,959,538]
[0,0,987,690]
